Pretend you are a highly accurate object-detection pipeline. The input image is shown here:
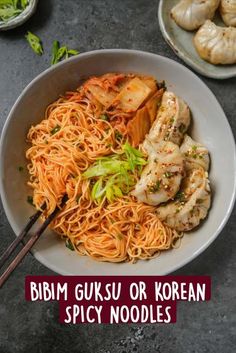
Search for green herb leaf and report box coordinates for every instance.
[18,166,24,172]
[65,238,75,251]
[175,191,185,202]
[27,195,34,206]
[148,180,160,193]
[115,130,123,142]
[25,31,43,56]
[50,124,61,135]
[100,114,109,121]
[164,171,173,178]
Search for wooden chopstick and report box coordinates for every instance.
[0,203,46,269]
[0,194,68,288]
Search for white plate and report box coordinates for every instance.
[0,49,235,275]
[158,0,236,79]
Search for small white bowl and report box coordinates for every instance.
[0,0,38,31]
[0,49,235,275]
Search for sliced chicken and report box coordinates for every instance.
[132,140,184,206]
[144,91,190,148]
[180,134,210,171]
[156,168,211,231]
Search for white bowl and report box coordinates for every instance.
[0,49,235,275]
[0,0,38,31]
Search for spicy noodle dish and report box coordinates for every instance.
[26,73,211,263]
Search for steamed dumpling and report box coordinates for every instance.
[133,141,184,206]
[143,91,190,148]
[171,0,220,31]
[180,134,210,171]
[156,168,211,231]
[220,0,236,26]
[194,20,236,64]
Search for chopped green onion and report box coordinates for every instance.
[83,159,130,178]
[27,195,34,206]
[115,130,123,142]
[65,239,75,251]
[18,166,24,172]
[0,0,28,22]
[51,40,60,65]
[20,0,28,7]
[25,31,43,56]
[67,49,79,56]
[51,40,79,65]
[175,191,185,202]
[91,178,105,201]
[83,143,147,203]
[100,114,109,121]
[164,171,173,178]
[50,125,61,135]
[148,180,160,193]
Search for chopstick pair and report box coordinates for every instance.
[0,194,68,289]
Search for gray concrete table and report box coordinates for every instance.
[0,1,235,352]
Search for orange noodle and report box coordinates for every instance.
[26,73,182,263]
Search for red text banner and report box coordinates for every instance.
[25,276,211,324]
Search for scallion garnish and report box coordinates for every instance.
[25,31,44,56]
[0,0,28,22]
[50,125,61,135]
[51,40,79,65]
[115,130,123,142]
[100,114,109,121]
[83,142,147,203]
[27,195,34,206]
[65,238,75,251]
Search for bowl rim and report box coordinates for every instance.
[0,49,236,275]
